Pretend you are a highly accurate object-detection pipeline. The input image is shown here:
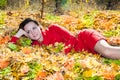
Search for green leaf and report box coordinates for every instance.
[0,67,11,76]
[45,13,61,22]
[103,29,120,38]
[27,61,43,79]
[11,30,17,35]
[75,75,84,80]
[102,58,112,65]
[25,39,32,46]
[55,43,64,53]
[17,37,32,47]
[115,74,120,80]
[102,58,120,65]
[73,61,83,74]
[8,43,19,51]
[61,0,67,6]
[88,76,103,80]
[0,0,7,8]
[112,60,120,65]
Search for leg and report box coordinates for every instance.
[94,40,120,59]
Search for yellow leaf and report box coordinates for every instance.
[83,69,95,77]
[86,0,89,3]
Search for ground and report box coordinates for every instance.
[0,10,120,80]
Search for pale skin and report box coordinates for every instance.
[95,40,120,59]
[15,21,120,59]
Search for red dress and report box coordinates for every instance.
[10,24,105,54]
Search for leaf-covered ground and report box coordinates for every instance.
[0,10,120,80]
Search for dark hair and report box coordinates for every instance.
[19,18,39,30]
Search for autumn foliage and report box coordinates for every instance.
[0,10,120,80]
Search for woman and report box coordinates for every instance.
[10,18,120,59]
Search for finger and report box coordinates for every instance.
[24,32,29,37]
[19,29,29,37]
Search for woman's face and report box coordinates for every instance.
[24,22,43,41]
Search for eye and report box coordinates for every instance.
[33,27,37,30]
[27,30,30,34]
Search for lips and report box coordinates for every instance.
[33,35,36,37]
[32,34,41,40]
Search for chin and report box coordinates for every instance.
[33,38,39,40]
[33,37,40,40]
[30,35,41,40]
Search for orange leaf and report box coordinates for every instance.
[4,35,10,43]
[21,47,32,54]
[64,58,74,70]
[0,59,10,69]
[0,35,10,44]
[107,37,120,46]
[103,71,115,80]
[36,71,47,80]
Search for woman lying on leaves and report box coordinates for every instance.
[10,18,120,59]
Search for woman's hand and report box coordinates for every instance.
[15,29,28,38]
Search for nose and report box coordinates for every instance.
[31,30,35,36]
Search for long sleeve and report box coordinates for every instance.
[9,36,19,44]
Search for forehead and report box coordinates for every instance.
[24,21,37,30]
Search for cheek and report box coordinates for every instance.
[39,31,43,36]
[34,29,40,34]
[38,33,42,37]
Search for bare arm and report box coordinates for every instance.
[94,40,120,59]
[15,29,28,38]
[10,29,28,43]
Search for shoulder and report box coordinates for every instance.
[48,24,61,29]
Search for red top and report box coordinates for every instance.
[10,24,105,54]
